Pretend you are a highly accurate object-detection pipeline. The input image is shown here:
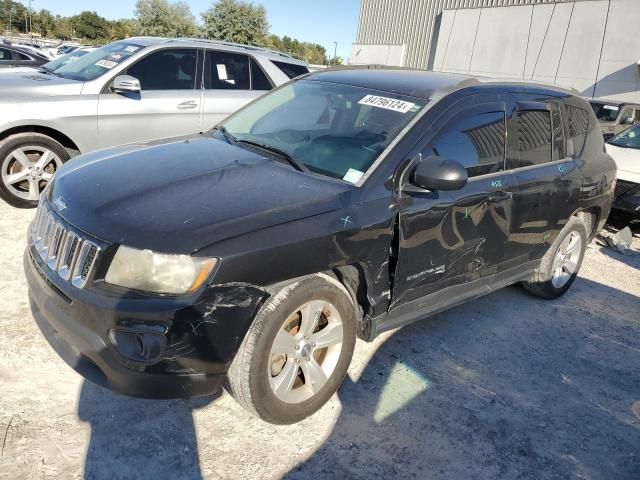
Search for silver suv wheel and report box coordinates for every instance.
[1,146,62,201]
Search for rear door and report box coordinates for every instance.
[503,95,583,267]
[97,48,202,148]
[391,98,517,308]
[200,50,273,131]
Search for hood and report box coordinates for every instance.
[0,72,83,100]
[606,143,640,184]
[49,136,353,254]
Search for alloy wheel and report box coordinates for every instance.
[551,231,582,288]
[1,146,62,201]
[268,300,344,404]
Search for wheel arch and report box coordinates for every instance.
[0,125,81,156]
[572,207,601,240]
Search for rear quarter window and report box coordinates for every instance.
[566,105,590,157]
[271,60,309,79]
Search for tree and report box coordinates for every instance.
[71,11,109,40]
[201,0,269,45]
[135,0,199,37]
[330,56,343,65]
[0,0,28,34]
[52,16,74,40]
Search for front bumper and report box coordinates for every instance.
[25,249,268,399]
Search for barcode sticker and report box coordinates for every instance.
[358,95,415,113]
[95,59,117,69]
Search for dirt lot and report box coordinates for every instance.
[0,201,639,480]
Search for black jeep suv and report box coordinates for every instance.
[25,69,615,424]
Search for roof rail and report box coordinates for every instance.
[169,37,296,60]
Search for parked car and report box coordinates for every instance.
[590,99,640,141]
[0,37,309,208]
[0,43,49,69]
[606,124,640,218]
[24,69,615,424]
[0,47,97,75]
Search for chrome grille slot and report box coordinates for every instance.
[30,201,101,289]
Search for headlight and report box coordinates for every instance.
[105,246,217,295]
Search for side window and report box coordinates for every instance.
[127,49,197,91]
[206,51,250,90]
[566,104,589,157]
[271,60,309,79]
[513,109,552,167]
[251,58,272,91]
[0,48,11,60]
[13,50,30,61]
[426,111,506,178]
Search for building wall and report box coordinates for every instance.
[354,0,574,70]
[354,0,640,101]
[432,0,640,101]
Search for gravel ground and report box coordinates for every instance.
[0,202,638,480]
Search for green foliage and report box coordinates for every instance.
[201,0,268,45]
[0,0,28,33]
[266,34,328,65]
[135,0,199,37]
[0,0,331,65]
[71,11,109,40]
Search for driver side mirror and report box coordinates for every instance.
[410,155,468,191]
[112,75,141,94]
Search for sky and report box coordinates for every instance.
[16,0,361,60]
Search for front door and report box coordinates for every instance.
[97,48,202,148]
[391,100,517,309]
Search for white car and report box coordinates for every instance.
[606,124,640,217]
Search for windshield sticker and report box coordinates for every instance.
[95,59,117,69]
[359,95,416,113]
[603,105,619,110]
[343,168,364,184]
[124,46,139,53]
[107,53,124,62]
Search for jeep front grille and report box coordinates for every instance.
[31,201,100,288]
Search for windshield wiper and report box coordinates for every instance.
[212,125,237,144]
[236,139,309,173]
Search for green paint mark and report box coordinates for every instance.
[543,232,551,242]
[558,164,567,174]
[464,208,470,220]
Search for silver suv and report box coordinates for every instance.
[0,37,309,208]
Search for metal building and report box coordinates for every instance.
[352,0,640,101]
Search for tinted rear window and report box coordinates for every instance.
[272,60,309,79]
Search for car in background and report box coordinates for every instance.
[0,37,309,208]
[0,47,97,75]
[0,43,49,69]
[606,124,640,218]
[590,99,640,141]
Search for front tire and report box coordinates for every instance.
[0,133,70,209]
[225,273,357,424]
[523,215,588,299]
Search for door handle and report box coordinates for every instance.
[177,100,198,109]
[487,191,513,203]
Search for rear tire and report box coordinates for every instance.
[225,273,356,424]
[0,133,70,209]
[523,215,588,299]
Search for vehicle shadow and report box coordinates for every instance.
[285,279,640,480]
[78,381,220,480]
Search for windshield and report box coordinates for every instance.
[221,80,426,182]
[591,102,621,122]
[41,50,89,72]
[54,41,144,81]
[609,124,640,149]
